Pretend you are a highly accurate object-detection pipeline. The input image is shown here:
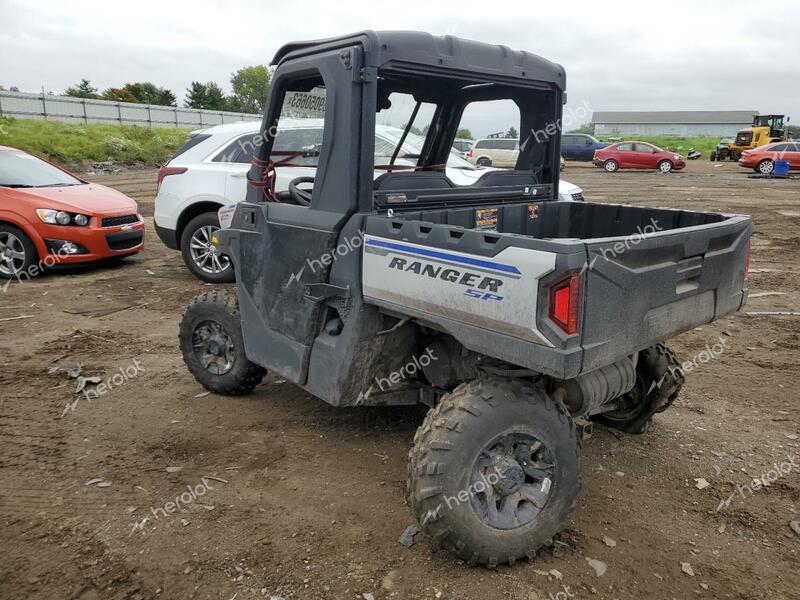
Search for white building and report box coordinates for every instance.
[592,110,757,137]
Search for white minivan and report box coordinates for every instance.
[154,121,585,282]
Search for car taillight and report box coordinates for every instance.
[744,238,751,280]
[467,148,473,158]
[157,166,187,188]
[548,274,581,335]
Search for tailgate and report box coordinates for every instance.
[579,215,752,372]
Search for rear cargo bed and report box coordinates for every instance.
[362,201,751,378]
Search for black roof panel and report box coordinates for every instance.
[271,30,565,89]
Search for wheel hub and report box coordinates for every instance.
[192,320,235,375]
[490,455,525,495]
[469,432,555,530]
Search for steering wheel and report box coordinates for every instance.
[288,176,314,207]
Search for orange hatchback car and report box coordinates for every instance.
[0,146,144,279]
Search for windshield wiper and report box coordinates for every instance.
[1,183,35,188]
[36,183,81,188]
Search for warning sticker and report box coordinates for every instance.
[475,208,498,231]
[528,204,540,220]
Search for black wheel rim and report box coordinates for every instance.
[469,431,555,530]
[192,319,235,375]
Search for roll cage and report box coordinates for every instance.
[246,31,566,215]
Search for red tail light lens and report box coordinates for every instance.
[157,166,187,188]
[549,274,581,335]
[744,238,751,279]
[467,148,473,158]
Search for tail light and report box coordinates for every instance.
[467,148,473,158]
[548,274,581,335]
[157,166,187,188]
[744,238,751,280]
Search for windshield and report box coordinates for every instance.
[0,151,82,188]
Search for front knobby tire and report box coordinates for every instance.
[179,289,266,395]
[407,378,581,567]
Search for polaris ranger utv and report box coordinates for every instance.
[179,31,752,566]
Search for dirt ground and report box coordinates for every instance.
[1,159,798,600]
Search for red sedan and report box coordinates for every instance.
[739,142,800,174]
[0,146,144,280]
[593,141,686,173]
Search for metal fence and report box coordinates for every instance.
[0,90,261,129]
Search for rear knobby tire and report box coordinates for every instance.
[407,378,581,567]
[179,289,266,395]
[593,343,684,434]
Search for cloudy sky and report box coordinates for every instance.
[1,0,798,136]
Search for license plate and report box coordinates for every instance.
[218,204,237,229]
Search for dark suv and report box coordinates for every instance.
[561,133,608,160]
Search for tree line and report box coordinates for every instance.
[57,65,271,113]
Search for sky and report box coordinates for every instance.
[1,0,798,137]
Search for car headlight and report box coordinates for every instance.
[36,208,90,226]
[673,154,681,161]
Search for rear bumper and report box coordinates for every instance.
[738,157,758,168]
[154,222,180,250]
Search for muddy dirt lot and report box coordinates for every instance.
[1,160,798,600]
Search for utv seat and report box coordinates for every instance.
[471,170,541,187]
[373,171,454,191]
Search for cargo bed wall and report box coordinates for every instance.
[579,215,751,372]
[381,200,728,241]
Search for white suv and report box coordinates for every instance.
[154,121,585,282]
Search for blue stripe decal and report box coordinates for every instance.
[366,238,521,275]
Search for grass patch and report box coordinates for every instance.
[0,118,190,166]
[596,135,721,157]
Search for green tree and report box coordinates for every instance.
[64,79,100,99]
[102,87,138,103]
[505,126,519,139]
[228,65,271,113]
[184,81,227,110]
[456,128,473,139]
[121,82,177,106]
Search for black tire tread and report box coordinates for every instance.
[407,377,581,567]
[179,288,265,395]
